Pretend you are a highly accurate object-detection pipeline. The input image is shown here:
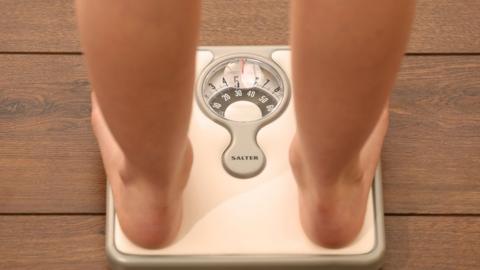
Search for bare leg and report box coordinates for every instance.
[76,1,200,248]
[290,0,414,247]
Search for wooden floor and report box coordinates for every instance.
[0,1,479,269]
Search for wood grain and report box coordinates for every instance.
[0,216,106,270]
[0,216,478,270]
[383,216,480,270]
[0,55,105,213]
[0,0,79,52]
[0,0,479,52]
[410,0,480,53]
[384,55,480,214]
[0,55,479,214]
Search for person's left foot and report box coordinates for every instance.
[290,107,389,248]
[91,92,192,248]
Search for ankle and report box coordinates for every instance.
[119,140,193,193]
[290,136,364,189]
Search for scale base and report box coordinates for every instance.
[105,47,385,270]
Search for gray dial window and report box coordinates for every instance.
[197,55,290,178]
[201,57,285,122]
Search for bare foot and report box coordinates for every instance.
[91,92,192,248]
[290,107,389,248]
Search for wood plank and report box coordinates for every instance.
[0,0,479,53]
[0,55,479,214]
[0,0,79,52]
[0,55,105,213]
[384,56,480,214]
[410,0,480,53]
[383,216,480,270]
[0,216,106,270]
[0,216,478,269]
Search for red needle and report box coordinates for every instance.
[240,58,245,74]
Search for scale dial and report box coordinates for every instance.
[197,55,290,178]
[201,57,286,122]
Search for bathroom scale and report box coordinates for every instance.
[106,46,385,270]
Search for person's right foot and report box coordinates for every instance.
[91,93,192,248]
[290,107,389,248]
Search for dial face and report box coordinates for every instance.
[201,57,285,122]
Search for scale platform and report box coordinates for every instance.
[106,46,385,270]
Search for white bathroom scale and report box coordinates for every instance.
[106,46,385,270]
